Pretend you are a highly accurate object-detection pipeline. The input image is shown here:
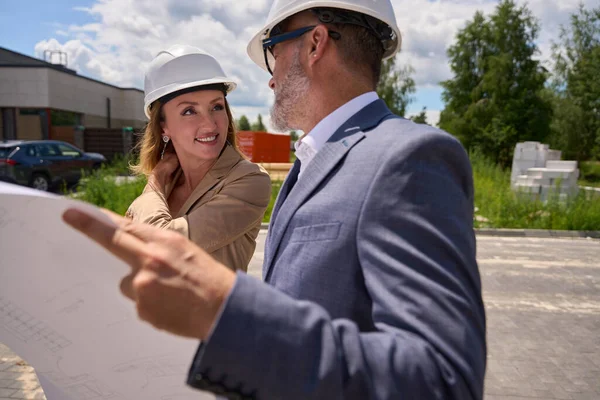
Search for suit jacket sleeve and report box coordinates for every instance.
[187,133,486,400]
[127,167,271,253]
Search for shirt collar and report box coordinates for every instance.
[299,91,378,155]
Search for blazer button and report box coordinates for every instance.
[208,383,226,395]
[193,376,211,390]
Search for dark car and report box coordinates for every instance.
[0,140,106,191]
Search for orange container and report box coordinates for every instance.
[237,131,291,163]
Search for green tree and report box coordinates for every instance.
[376,57,416,117]
[438,11,491,148]
[251,114,267,131]
[289,130,299,141]
[439,0,552,166]
[410,107,428,125]
[549,4,600,161]
[237,115,251,131]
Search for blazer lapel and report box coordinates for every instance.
[176,145,241,217]
[263,100,395,280]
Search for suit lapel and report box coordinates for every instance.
[270,159,301,225]
[262,160,300,278]
[263,100,395,280]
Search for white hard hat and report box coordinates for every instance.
[143,45,237,118]
[247,0,402,73]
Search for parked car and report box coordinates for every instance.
[0,140,106,191]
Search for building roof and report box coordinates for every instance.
[0,46,76,72]
[0,46,142,93]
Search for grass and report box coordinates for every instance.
[579,161,600,188]
[101,153,137,176]
[471,152,600,231]
[263,180,283,223]
[73,154,600,230]
[69,163,147,216]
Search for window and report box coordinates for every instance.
[25,145,38,157]
[57,143,81,157]
[0,147,16,158]
[38,144,59,157]
[19,109,42,116]
[51,110,81,126]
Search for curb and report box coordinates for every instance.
[260,223,600,239]
[475,228,600,239]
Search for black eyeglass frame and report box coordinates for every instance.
[261,25,341,75]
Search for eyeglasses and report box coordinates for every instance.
[261,25,341,76]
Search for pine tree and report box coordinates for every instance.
[251,114,267,132]
[237,115,251,131]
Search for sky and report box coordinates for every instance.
[0,0,595,132]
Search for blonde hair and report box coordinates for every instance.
[131,98,245,176]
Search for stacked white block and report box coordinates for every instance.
[510,142,579,202]
[510,142,562,186]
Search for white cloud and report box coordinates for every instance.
[34,0,597,126]
[406,109,441,127]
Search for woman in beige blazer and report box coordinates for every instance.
[126,45,271,272]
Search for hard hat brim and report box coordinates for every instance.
[144,78,237,119]
[246,1,402,72]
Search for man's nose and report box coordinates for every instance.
[269,77,275,90]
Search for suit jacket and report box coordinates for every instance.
[126,145,271,272]
[187,100,487,399]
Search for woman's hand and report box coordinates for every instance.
[148,151,179,193]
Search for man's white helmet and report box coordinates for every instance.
[143,45,237,118]
[247,0,402,73]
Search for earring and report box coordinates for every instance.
[160,136,170,159]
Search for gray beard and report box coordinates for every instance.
[270,50,310,132]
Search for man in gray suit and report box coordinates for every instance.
[64,0,487,399]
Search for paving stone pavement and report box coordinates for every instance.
[0,343,44,400]
[2,233,599,399]
[477,236,600,400]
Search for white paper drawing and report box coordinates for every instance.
[0,182,217,400]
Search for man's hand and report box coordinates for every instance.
[62,207,236,340]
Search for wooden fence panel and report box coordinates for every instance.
[84,128,126,160]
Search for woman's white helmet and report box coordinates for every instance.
[143,45,237,118]
[247,0,402,73]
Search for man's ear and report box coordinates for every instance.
[307,24,331,68]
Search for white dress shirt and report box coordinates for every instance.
[294,91,379,177]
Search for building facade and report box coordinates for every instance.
[0,47,146,143]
